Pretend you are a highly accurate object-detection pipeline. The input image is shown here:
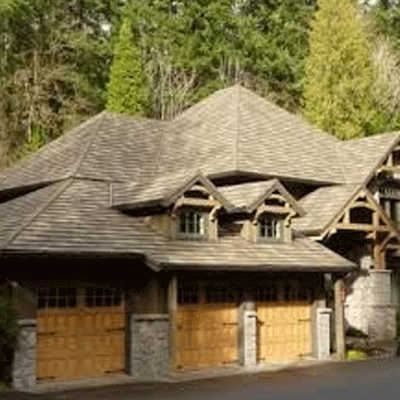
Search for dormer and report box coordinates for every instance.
[110,171,228,240]
[218,179,305,243]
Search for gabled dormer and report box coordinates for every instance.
[218,179,305,243]
[111,170,229,240]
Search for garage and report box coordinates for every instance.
[37,286,125,381]
[175,284,239,369]
[256,283,313,362]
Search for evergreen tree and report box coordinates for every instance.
[303,0,375,139]
[106,19,148,115]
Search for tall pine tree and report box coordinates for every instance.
[303,0,375,140]
[106,19,148,115]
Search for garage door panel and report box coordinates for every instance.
[177,302,238,369]
[37,287,125,381]
[257,301,312,362]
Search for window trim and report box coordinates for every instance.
[177,210,208,239]
[258,213,284,242]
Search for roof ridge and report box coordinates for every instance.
[4,179,73,248]
[235,85,240,171]
[333,141,349,184]
[69,111,107,178]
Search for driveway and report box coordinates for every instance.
[3,358,400,400]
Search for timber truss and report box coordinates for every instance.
[323,188,400,269]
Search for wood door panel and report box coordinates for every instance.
[257,301,312,363]
[37,288,125,381]
[176,303,238,369]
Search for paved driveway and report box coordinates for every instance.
[3,358,400,400]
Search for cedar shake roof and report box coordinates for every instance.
[1,84,398,271]
[0,179,355,271]
[292,184,360,235]
[0,112,166,197]
[111,170,230,210]
[337,132,400,184]
[156,85,346,184]
[218,179,304,214]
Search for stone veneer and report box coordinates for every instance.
[345,269,396,341]
[12,319,36,392]
[130,314,169,379]
[316,308,331,360]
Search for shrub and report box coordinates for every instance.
[0,294,19,384]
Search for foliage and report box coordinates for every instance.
[106,19,148,115]
[303,0,376,140]
[0,294,19,384]
[346,349,367,360]
[125,0,316,119]
[0,0,124,163]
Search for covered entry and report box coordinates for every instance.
[175,282,239,369]
[37,286,125,381]
[256,282,313,362]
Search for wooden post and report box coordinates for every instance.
[168,274,178,370]
[334,276,346,361]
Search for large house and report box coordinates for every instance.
[2,85,400,391]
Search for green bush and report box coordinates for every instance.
[0,294,19,384]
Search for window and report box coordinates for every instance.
[259,214,283,241]
[179,211,206,237]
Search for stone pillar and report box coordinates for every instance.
[345,269,396,341]
[130,314,170,379]
[243,310,257,367]
[12,319,36,392]
[316,308,331,360]
[368,270,396,342]
[239,293,257,368]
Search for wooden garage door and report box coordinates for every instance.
[176,286,238,369]
[37,287,125,381]
[257,285,312,363]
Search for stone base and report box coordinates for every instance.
[345,269,396,341]
[12,319,36,392]
[130,314,169,379]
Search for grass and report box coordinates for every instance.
[346,349,367,360]
[0,383,8,393]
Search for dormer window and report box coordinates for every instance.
[259,214,283,242]
[179,210,207,238]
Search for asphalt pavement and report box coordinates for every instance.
[3,358,400,400]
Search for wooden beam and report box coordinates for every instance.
[334,277,346,361]
[335,223,390,232]
[175,197,219,208]
[168,274,178,370]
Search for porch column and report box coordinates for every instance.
[334,276,346,361]
[168,274,178,370]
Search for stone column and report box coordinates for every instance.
[368,270,396,342]
[130,314,170,379]
[239,293,257,368]
[316,308,332,360]
[12,319,36,392]
[345,269,396,342]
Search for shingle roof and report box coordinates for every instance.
[0,179,355,271]
[0,112,166,196]
[156,85,346,184]
[111,169,230,210]
[338,132,400,184]
[292,184,360,234]
[217,179,304,214]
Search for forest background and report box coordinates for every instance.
[1,0,400,168]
